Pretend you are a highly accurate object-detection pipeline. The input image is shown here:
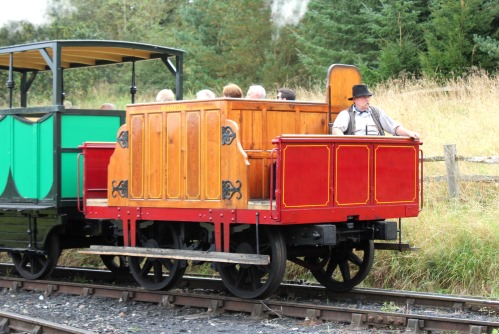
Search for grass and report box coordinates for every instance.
[1,70,497,298]
[363,71,498,297]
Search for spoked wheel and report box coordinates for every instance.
[10,233,61,280]
[100,254,129,275]
[308,239,374,292]
[216,226,287,299]
[128,222,186,290]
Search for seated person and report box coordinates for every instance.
[100,103,116,110]
[277,88,295,100]
[156,89,175,102]
[246,85,266,99]
[223,83,243,98]
[196,89,216,99]
[332,84,419,139]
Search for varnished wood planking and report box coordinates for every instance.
[130,115,144,198]
[147,113,163,199]
[204,110,221,200]
[107,124,129,207]
[166,113,182,199]
[186,111,201,199]
[112,99,332,208]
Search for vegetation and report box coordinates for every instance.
[0,0,497,92]
[0,0,497,298]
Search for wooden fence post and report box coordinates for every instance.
[444,144,460,199]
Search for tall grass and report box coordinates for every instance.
[358,71,498,297]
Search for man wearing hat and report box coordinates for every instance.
[332,84,419,139]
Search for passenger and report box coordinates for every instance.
[277,88,296,100]
[63,100,74,109]
[222,83,243,98]
[100,103,116,110]
[156,89,175,102]
[196,89,216,99]
[246,85,266,99]
[332,84,419,139]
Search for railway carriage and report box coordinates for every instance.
[0,40,184,278]
[0,40,423,299]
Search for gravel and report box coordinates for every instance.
[1,289,377,334]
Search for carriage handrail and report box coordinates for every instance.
[420,149,424,212]
[76,152,84,214]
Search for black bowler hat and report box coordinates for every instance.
[348,84,373,100]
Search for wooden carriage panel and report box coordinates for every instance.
[226,101,329,200]
[186,111,201,199]
[327,64,362,115]
[107,124,130,207]
[166,113,182,199]
[122,101,247,209]
[130,115,145,199]
[204,110,222,200]
[147,113,163,199]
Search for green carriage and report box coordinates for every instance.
[0,40,184,279]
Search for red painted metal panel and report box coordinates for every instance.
[81,143,115,199]
[334,144,370,206]
[374,145,418,204]
[282,144,330,208]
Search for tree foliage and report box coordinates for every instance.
[294,0,381,84]
[173,0,273,92]
[367,0,424,81]
[0,0,497,95]
[420,0,498,78]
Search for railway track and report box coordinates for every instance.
[0,310,94,334]
[1,265,497,333]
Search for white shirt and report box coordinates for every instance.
[333,106,400,136]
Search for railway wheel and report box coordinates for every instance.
[217,226,287,299]
[128,222,185,290]
[308,239,374,292]
[100,254,129,275]
[10,233,61,280]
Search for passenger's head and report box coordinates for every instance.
[196,89,216,99]
[100,103,116,110]
[223,83,243,98]
[277,88,296,101]
[246,85,266,99]
[156,89,175,102]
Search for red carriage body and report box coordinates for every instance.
[79,64,423,298]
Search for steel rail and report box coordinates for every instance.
[0,310,94,334]
[0,273,497,333]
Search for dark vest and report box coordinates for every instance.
[345,105,385,136]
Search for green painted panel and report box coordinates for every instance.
[61,115,121,148]
[12,116,54,199]
[0,116,12,195]
[60,115,120,198]
[39,117,55,198]
[61,152,83,198]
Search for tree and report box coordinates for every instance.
[421,0,498,78]
[294,0,381,84]
[174,0,273,92]
[367,0,424,81]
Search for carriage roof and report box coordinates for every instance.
[0,40,184,72]
[0,40,185,106]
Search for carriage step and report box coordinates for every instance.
[80,245,270,265]
[374,242,418,252]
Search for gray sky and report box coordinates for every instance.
[0,0,48,27]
